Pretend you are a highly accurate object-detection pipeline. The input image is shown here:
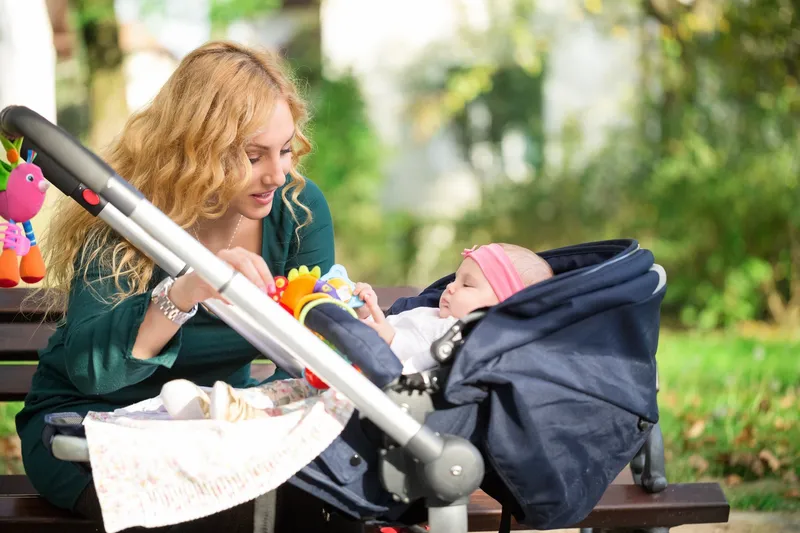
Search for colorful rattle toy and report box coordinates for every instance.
[268,264,366,390]
[0,136,49,288]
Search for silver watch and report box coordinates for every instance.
[151,277,198,326]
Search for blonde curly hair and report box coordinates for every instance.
[39,41,313,311]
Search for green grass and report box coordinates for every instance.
[0,402,22,437]
[1,331,798,510]
[656,330,800,511]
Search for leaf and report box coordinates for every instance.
[728,452,757,468]
[584,0,602,15]
[774,418,792,431]
[685,419,707,439]
[750,458,765,478]
[724,474,743,486]
[688,454,709,475]
[0,436,21,460]
[734,424,756,447]
[758,450,782,473]
[779,392,797,409]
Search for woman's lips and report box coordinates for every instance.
[251,190,275,205]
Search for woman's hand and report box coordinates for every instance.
[169,247,275,311]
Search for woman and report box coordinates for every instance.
[15,41,361,532]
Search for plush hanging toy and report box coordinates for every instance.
[268,264,366,390]
[0,136,49,287]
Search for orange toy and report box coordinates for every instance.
[267,265,362,390]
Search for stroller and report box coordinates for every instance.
[2,106,667,533]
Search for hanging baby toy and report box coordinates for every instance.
[0,135,49,287]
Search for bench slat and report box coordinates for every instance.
[0,363,277,403]
[0,323,55,361]
[0,496,100,532]
[0,290,56,316]
[0,477,36,497]
[0,365,36,402]
[0,287,421,316]
[0,482,729,531]
[465,483,730,531]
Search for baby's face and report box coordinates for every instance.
[439,258,499,319]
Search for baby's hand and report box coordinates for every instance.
[353,282,377,319]
[359,293,395,345]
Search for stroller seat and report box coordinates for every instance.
[287,238,665,530]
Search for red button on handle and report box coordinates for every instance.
[82,189,100,206]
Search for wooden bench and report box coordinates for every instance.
[0,288,730,532]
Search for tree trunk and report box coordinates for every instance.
[75,0,128,152]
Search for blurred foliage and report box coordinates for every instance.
[406,0,543,142]
[299,72,417,283]
[208,0,281,29]
[141,0,281,31]
[283,20,419,284]
[425,0,799,330]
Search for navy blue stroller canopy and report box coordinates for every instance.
[297,239,664,529]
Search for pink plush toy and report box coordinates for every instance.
[0,136,49,287]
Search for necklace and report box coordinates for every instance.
[196,213,243,318]
[226,214,243,250]
[193,214,243,251]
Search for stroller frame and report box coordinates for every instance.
[1,106,484,533]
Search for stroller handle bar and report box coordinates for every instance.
[0,105,457,465]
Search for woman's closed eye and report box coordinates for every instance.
[247,146,290,164]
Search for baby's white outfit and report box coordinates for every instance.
[379,307,458,374]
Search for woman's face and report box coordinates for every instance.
[231,98,296,219]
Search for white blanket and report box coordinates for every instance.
[82,379,354,533]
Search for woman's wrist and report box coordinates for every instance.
[168,276,200,313]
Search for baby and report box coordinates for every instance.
[354,243,553,375]
[159,243,552,421]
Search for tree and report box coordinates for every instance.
[73,0,128,152]
[452,0,800,329]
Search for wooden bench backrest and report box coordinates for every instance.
[0,287,421,401]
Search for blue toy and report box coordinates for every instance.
[314,264,365,309]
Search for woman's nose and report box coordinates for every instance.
[262,155,286,187]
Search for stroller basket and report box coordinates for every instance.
[3,106,665,532]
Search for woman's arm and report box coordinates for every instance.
[64,248,274,395]
[131,247,275,360]
[63,265,182,396]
